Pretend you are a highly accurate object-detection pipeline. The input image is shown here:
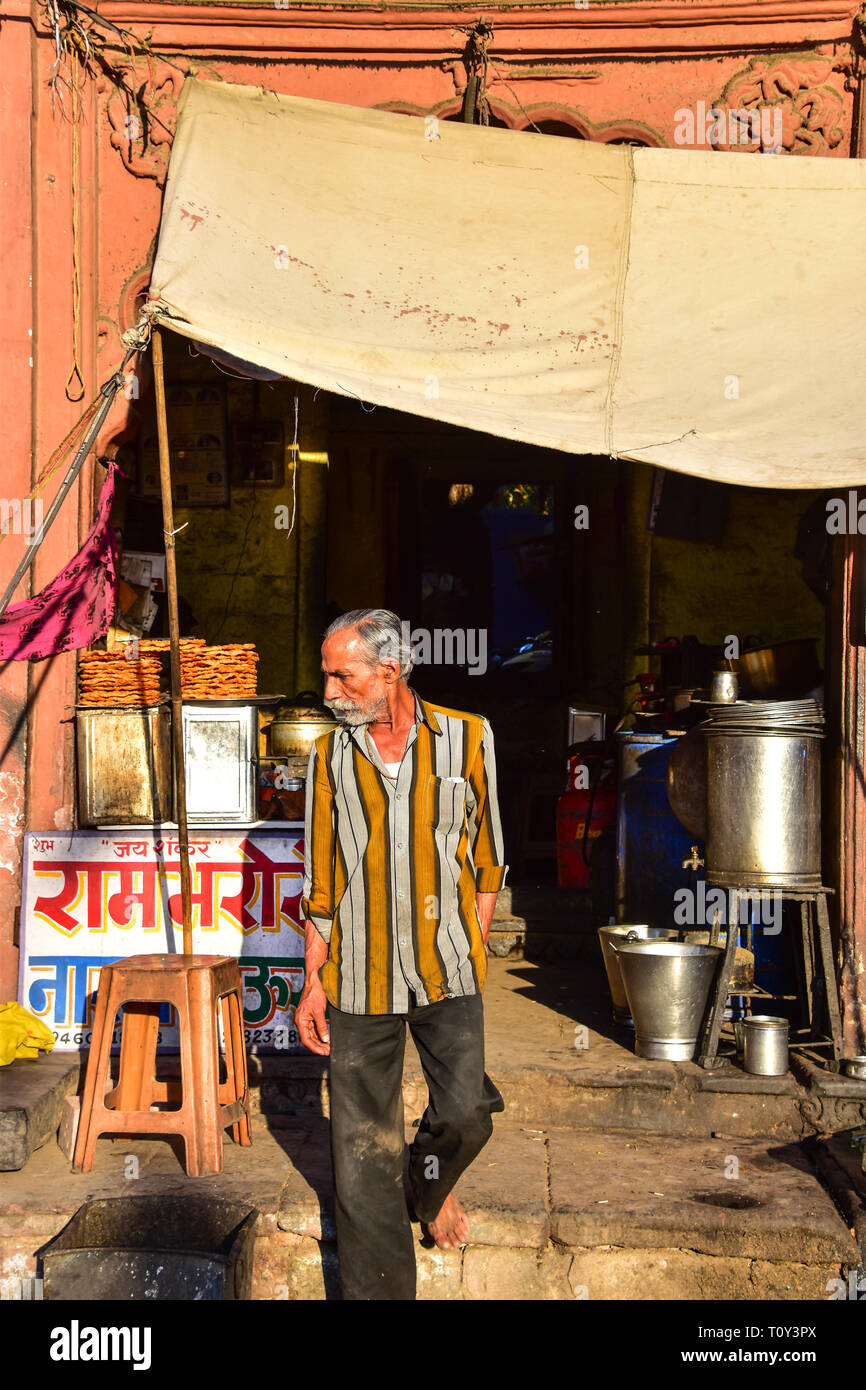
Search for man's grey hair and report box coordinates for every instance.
[323,608,414,678]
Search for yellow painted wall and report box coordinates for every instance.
[626,461,826,691]
[151,337,328,699]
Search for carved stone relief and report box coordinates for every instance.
[98,60,223,186]
[712,56,846,155]
[801,1092,866,1135]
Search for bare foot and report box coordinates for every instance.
[424,1192,470,1250]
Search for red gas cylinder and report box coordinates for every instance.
[556,750,617,891]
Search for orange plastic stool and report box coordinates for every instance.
[73,954,252,1177]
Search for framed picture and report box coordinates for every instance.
[231,419,286,487]
[137,381,229,506]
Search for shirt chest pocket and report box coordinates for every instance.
[425,775,468,835]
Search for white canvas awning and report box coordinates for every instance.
[148,77,866,488]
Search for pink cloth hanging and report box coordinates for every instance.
[0,461,125,662]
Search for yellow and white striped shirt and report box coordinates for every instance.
[301,691,508,1014]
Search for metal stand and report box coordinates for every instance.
[698,885,843,1070]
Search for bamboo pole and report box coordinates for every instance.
[152,327,193,957]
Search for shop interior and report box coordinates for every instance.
[93,324,840,1066]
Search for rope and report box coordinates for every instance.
[64,48,85,402]
[120,299,164,354]
[461,21,494,126]
[487,63,543,135]
[286,394,299,539]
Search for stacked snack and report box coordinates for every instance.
[138,638,207,654]
[179,643,259,699]
[78,651,164,705]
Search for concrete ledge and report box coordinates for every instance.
[547,1131,859,1265]
[792,1051,866,1099]
[0,1055,80,1172]
[693,1064,802,1097]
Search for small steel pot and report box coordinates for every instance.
[710,669,739,703]
[842,1056,866,1081]
[264,691,340,759]
[734,638,821,699]
[742,1015,789,1076]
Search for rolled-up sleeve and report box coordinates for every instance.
[466,717,508,893]
[300,739,336,943]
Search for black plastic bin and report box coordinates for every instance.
[41,1196,259,1301]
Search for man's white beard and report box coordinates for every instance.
[325,693,389,727]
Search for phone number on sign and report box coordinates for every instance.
[245,1026,300,1051]
[50,1027,301,1050]
[53,1028,127,1047]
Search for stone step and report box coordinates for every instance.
[0,1107,860,1301]
[490,883,601,959]
[493,884,594,924]
[264,1119,861,1300]
[244,1051,812,1142]
[0,1054,80,1172]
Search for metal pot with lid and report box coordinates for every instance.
[264,691,340,759]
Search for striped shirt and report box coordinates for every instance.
[301,690,508,1014]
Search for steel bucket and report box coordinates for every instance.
[612,941,722,1061]
[598,925,679,1026]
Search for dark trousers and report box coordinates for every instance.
[327,991,504,1300]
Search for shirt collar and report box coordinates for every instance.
[413,690,442,734]
[337,686,441,745]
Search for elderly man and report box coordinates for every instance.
[296,607,508,1300]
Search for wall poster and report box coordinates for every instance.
[19,828,311,1054]
[138,381,229,506]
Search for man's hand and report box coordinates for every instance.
[475,891,498,948]
[295,920,331,1055]
[295,979,331,1055]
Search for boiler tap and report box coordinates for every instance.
[682,844,704,871]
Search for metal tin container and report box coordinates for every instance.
[612,940,722,1061]
[182,703,258,824]
[734,639,821,699]
[705,731,822,889]
[264,691,340,759]
[76,705,172,825]
[597,924,678,1026]
[842,1056,866,1081]
[710,669,739,703]
[742,1014,789,1076]
[42,1196,258,1300]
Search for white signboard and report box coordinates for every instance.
[18,829,311,1054]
